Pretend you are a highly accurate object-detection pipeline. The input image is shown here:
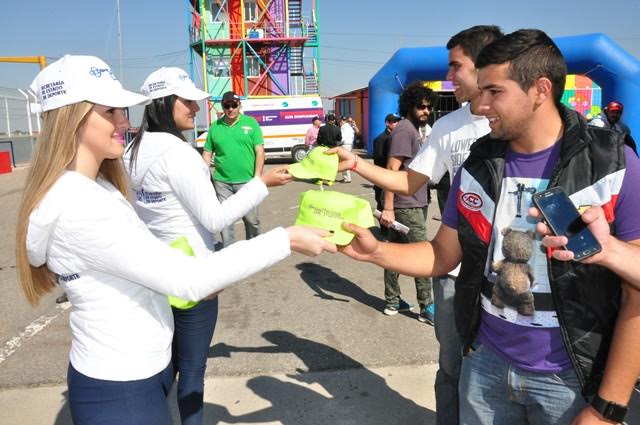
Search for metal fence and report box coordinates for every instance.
[0,87,40,164]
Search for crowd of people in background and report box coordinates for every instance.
[14,23,640,425]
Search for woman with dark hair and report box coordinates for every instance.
[124,67,293,425]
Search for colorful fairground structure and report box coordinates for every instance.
[187,0,320,118]
[187,1,323,160]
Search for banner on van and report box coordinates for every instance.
[245,108,324,127]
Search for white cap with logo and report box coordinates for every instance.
[141,67,210,101]
[30,55,150,112]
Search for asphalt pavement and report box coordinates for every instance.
[0,152,444,425]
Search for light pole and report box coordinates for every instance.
[116,0,123,83]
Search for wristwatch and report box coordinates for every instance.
[591,394,628,423]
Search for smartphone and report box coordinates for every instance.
[532,187,601,261]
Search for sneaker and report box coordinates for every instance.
[383,299,414,316]
[418,302,435,325]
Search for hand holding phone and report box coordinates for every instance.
[532,187,602,261]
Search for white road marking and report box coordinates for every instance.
[0,302,70,365]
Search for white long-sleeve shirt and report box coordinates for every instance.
[124,132,268,255]
[27,171,290,381]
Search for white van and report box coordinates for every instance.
[195,96,324,162]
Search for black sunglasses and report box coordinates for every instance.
[416,103,434,111]
[222,102,239,109]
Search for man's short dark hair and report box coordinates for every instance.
[446,25,504,63]
[311,116,321,123]
[476,29,567,106]
[398,82,439,118]
[326,114,336,122]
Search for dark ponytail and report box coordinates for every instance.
[126,95,186,173]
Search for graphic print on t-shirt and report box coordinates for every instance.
[450,137,476,178]
[483,176,559,328]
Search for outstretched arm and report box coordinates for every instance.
[339,222,461,278]
[326,147,428,195]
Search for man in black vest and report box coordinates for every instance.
[339,29,640,425]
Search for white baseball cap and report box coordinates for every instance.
[30,55,150,112]
[141,67,210,101]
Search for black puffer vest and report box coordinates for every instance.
[455,106,627,396]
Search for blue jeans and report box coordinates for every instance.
[213,180,260,247]
[67,362,173,425]
[433,275,463,425]
[172,297,219,425]
[459,341,587,425]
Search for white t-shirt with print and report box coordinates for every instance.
[409,103,489,185]
[409,103,489,277]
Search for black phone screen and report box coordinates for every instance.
[533,187,601,260]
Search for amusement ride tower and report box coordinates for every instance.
[188,0,320,124]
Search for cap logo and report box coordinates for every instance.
[89,67,116,80]
[40,81,66,100]
[461,192,483,211]
[178,74,189,81]
[308,203,342,219]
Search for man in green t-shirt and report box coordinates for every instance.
[202,91,265,247]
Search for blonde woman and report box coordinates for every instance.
[16,55,334,425]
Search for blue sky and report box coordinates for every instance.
[1,0,640,129]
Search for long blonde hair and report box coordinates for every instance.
[16,102,129,306]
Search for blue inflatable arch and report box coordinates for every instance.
[368,33,640,153]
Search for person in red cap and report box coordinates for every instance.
[589,101,637,153]
[589,101,630,135]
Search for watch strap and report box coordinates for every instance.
[591,394,628,422]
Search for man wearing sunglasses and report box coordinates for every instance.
[202,91,265,247]
[379,81,438,326]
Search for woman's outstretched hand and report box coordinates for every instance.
[261,165,293,187]
[286,226,337,256]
